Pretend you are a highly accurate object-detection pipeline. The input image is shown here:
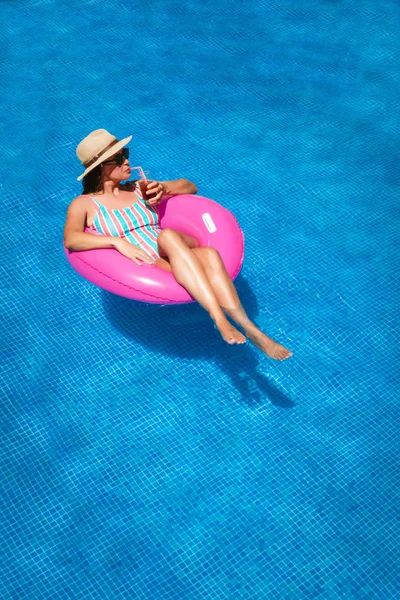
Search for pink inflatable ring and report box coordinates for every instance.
[64,194,244,304]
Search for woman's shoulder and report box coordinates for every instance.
[68,194,93,211]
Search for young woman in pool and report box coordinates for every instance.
[64,129,292,360]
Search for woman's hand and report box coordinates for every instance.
[145,180,165,205]
[114,238,154,265]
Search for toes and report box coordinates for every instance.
[273,347,292,360]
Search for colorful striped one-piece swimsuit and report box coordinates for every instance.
[86,186,161,260]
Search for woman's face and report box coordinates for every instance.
[102,148,131,181]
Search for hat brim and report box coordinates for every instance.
[77,135,133,181]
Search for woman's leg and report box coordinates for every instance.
[192,247,292,361]
[155,229,246,345]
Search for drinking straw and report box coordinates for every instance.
[130,166,147,182]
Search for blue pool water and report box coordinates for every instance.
[1,0,399,598]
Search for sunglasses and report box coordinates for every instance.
[102,147,130,167]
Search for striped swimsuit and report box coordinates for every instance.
[86,185,161,260]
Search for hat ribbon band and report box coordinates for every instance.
[83,139,120,168]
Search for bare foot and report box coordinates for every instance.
[222,306,292,360]
[215,319,246,345]
[248,331,292,360]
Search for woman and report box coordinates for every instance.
[64,129,292,360]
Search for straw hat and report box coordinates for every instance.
[76,129,132,181]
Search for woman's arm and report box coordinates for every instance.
[144,178,198,206]
[160,178,198,195]
[64,196,118,251]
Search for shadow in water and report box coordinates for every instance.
[102,275,294,409]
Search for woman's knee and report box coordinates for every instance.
[195,246,223,267]
[157,228,180,246]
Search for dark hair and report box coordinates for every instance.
[82,164,103,194]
